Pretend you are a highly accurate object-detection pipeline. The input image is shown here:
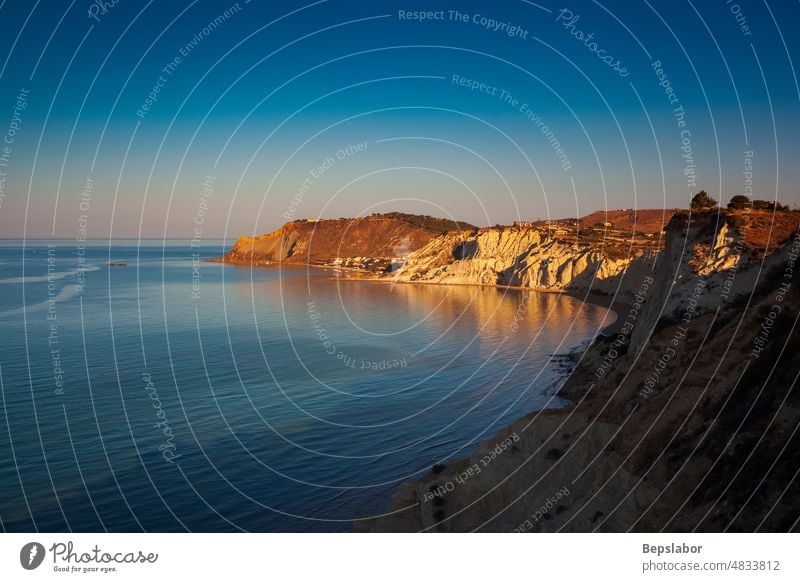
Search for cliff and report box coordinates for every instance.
[386,213,671,298]
[358,209,800,532]
[217,213,475,266]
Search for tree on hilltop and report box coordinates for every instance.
[691,190,717,210]
[726,195,790,212]
[727,194,751,209]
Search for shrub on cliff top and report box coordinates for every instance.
[728,195,790,211]
[727,195,751,209]
[691,191,717,210]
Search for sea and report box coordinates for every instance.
[0,239,612,532]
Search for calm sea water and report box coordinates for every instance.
[0,240,611,532]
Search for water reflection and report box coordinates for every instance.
[229,269,611,409]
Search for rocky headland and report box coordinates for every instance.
[213,212,475,271]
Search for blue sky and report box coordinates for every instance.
[0,0,798,237]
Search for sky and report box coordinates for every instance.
[0,0,798,238]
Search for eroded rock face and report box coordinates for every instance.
[694,222,743,275]
[390,226,638,294]
[627,212,789,354]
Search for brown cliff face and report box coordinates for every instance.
[218,213,475,266]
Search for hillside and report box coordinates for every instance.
[216,213,476,268]
[577,208,679,234]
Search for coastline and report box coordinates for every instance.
[214,259,629,531]
[211,211,800,532]
[215,257,626,338]
[348,278,644,531]
[336,278,640,531]
[214,256,624,361]
[339,269,627,338]
[321,266,626,334]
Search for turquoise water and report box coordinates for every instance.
[0,240,610,531]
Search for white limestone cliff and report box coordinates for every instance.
[388,226,640,294]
